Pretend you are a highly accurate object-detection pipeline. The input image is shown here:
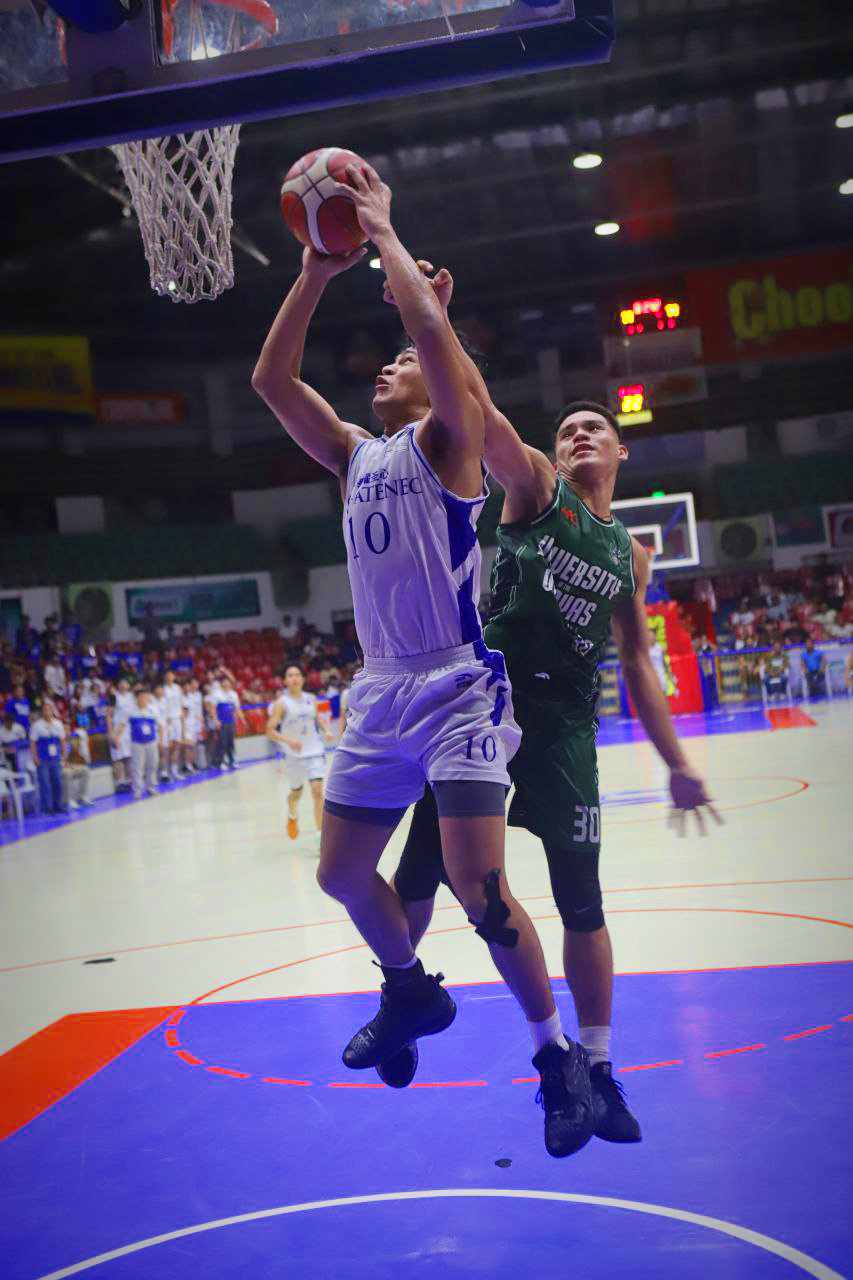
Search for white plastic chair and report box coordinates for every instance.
[0,767,38,827]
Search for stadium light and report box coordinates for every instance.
[594,222,620,236]
[839,179,853,196]
[573,152,603,169]
[835,113,853,129]
[369,257,382,269]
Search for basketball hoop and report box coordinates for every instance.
[110,0,277,303]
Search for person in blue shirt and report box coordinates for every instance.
[30,700,67,815]
[801,638,826,699]
[214,677,246,771]
[129,687,165,799]
[6,683,31,733]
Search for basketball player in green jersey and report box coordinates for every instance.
[380,263,718,1137]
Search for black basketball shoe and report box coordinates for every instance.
[590,1061,642,1142]
[532,1040,595,1158]
[376,1041,419,1088]
[343,965,456,1070]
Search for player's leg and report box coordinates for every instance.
[286,785,302,837]
[309,777,324,832]
[130,743,143,799]
[283,756,305,837]
[393,785,447,948]
[318,802,457,1069]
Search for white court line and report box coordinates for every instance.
[35,1189,844,1279]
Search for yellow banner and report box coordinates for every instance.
[0,335,95,415]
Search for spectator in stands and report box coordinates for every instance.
[6,682,31,733]
[135,604,163,655]
[0,643,11,695]
[30,698,66,815]
[761,641,789,702]
[129,687,163,800]
[213,676,245,771]
[63,726,93,810]
[845,649,853,695]
[1,710,27,771]
[730,597,755,631]
[280,613,300,645]
[801,638,826,700]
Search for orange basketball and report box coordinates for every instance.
[280,147,369,256]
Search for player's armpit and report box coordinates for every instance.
[254,376,369,477]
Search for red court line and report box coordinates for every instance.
[206,1066,251,1079]
[410,1080,488,1088]
[328,1082,386,1089]
[783,1024,833,1040]
[766,707,817,730]
[0,1005,176,1143]
[618,1059,684,1073]
[705,1044,765,1059]
[841,1015,853,1022]
[262,1077,311,1086]
[175,1049,204,1066]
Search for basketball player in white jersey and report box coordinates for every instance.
[267,664,333,841]
[253,164,593,1157]
[182,677,203,773]
[162,669,184,780]
[108,677,135,793]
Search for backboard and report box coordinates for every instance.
[611,492,700,571]
[0,0,613,163]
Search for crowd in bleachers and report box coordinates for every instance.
[0,610,359,820]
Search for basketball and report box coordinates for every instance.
[280,147,369,256]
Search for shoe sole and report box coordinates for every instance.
[376,1042,419,1089]
[594,1128,642,1144]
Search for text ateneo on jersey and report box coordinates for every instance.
[348,468,423,504]
[538,533,623,627]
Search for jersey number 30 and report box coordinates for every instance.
[573,804,601,844]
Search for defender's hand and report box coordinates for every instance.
[301,243,367,281]
[667,766,723,836]
[383,259,453,312]
[345,163,393,242]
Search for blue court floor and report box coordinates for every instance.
[2,963,851,1280]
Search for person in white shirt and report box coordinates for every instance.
[43,659,67,699]
[129,687,165,799]
[213,676,245,770]
[63,726,93,810]
[0,710,28,772]
[30,699,67,814]
[152,682,171,780]
[108,678,135,793]
[181,677,204,773]
[267,664,333,840]
[162,669,185,780]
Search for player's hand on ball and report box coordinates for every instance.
[668,766,722,836]
[301,244,366,281]
[345,163,393,241]
[383,260,454,312]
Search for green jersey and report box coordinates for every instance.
[484,476,635,719]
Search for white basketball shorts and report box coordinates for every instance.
[110,726,131,762]
[184,718,202,745]
[324,641,520,811]
[282,752,326,790]
[165,717,183,746]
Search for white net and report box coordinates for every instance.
[111,124,240,304]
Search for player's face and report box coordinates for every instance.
[285,666,304,693]
[372,347,429,426]
[554,412,627,479]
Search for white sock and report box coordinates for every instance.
[383,954,418,970]
[529,1010,570,1054]
[579,1024,611,1066]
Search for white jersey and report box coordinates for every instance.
[271,692,324,759]
[344,425,487,659]
[183,690,203,726]
[113,690,136,729]
[163,683,183,722]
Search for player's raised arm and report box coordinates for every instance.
[252,245,371,477]
[610,538,721,834]
[346,165,483,462]
[382,259,553,519]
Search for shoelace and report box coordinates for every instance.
[596,1072,629,1110]
[535,1068,566,1113]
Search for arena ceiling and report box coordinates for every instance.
[2,0,852,365]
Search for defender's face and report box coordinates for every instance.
[285,667,304,694]
[554,411,627,479]
[372,348,429,422]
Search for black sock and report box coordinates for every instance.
[380,958,427,987]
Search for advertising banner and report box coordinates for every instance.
[641,601,703,715]
[125,578,261,626]
[0,335,95,416]
[824,504,853,550]
[686,248,853,364]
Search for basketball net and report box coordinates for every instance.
[111,0,277,304]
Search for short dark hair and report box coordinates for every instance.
[554,400,622,440]
[400,328,488,377]
[285,663,303,676]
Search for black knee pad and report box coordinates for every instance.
[393,787,449,903]
[543,842,604,933]
[468,868,519,948]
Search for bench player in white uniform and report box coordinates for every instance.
[182,677,203,773]
[162,669,184,780]
[267,664,332,841]
[108,677,135,793]
[253,164,593,1157]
